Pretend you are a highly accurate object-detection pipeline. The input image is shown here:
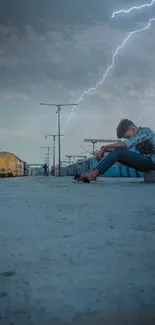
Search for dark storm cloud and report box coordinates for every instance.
[0,0,117,27]
[1,0,151,28]
[1,0,155,95]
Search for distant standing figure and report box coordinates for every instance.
[51,166,55,176]
[43,163,48,176]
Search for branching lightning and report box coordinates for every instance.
[112,0,155,18]
[64,2,155,131]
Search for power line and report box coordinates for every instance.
[84,138,118,155]
[66,155,87,164]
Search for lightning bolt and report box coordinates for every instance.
[112,0,155,18]
[64,17,155,131]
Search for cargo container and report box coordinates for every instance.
[0,152,24,177]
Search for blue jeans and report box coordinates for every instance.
[96,148,155,174]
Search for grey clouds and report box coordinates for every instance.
[0,0,155,163]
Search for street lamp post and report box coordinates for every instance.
[57,105,61,177]
[51,135,56,171]
[40,103,78,176]
[45,134,64,172]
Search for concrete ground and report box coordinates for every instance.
[0,176,155,325]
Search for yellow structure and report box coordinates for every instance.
[0,152,24,177]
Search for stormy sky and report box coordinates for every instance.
[0,0,155,164]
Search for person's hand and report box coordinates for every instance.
[96,147,105,161]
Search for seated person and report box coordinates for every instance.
[76,119,155,183]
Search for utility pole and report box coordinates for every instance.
[84,140,97,155]
[65,155,72,165]
[45,134,63,172]
[41,146,51,175]
[40,103,77,176]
